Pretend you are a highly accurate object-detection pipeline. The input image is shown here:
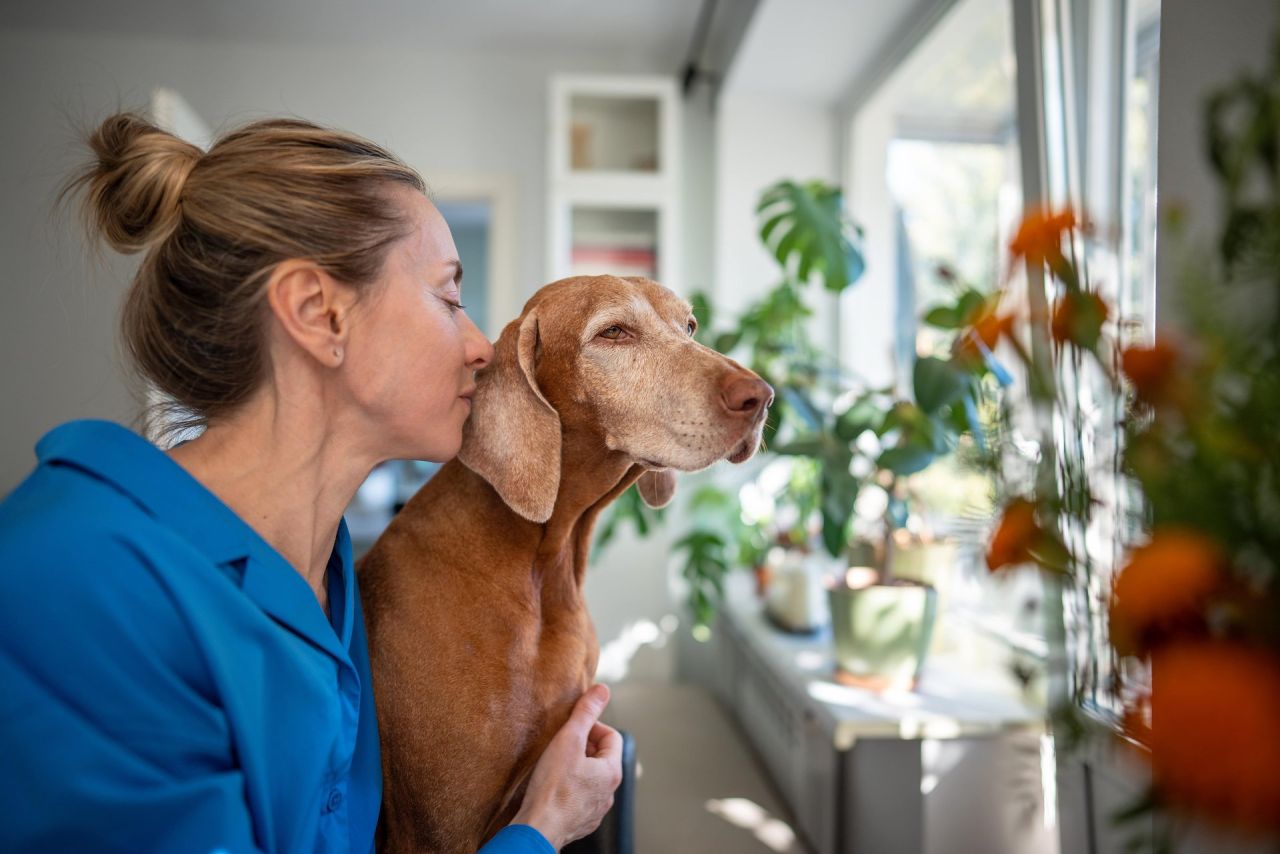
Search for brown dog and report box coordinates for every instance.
[358,275,772,852]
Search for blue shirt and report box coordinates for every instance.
[0,420,552,854]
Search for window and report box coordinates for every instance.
[846,0,1046,681]
[843,0,1163,710]
[845,0,1021,391]
[1029,0,1162,715]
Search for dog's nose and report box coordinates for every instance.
[721,376,774,417]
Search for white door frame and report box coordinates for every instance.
[426,172,521,337]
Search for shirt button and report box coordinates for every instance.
[323,787,343,814]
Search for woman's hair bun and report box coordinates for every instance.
[66,112,202,254]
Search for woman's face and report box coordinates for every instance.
[345,189,494,462]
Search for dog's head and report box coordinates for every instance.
[458,275,773,523]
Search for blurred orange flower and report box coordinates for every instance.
[956,305,1015,364]
[986,498,1040,571]
[1120,339,1180,407]
[1010,207,1077,266]
[1051,290,1110,349]
[1109,529,1224,656]
[1143,643,1280,831]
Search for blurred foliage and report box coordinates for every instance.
[981,29,1280,844]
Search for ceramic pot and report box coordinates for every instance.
[828,583,938,690]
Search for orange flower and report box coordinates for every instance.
[956,306,1015,364]
[986,499,1039,571]
[1144,643,1280,831]
[1010,207,1077,266]
[1050,290,1110,349]
[1109,529,1224,656]
[1120,339,1180,406]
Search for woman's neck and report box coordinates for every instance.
[165,392,376,612]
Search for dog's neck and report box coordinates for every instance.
[533,428,642,599]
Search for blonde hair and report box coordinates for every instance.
[62,112,426,436]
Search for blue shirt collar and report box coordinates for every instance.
[36,419,355,663]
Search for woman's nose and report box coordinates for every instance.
[465,315,494,370]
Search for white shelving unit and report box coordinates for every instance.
[546,74,681,291]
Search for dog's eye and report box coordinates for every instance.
[686,319,697,336]
[599,325,626,340]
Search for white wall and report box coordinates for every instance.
[842,88,901,390]
[714,92,840,335]
[0,26,683,488]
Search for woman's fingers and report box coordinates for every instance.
[588,722,622,763]
[586,721,608,749]
[587,722,623,790]
[559,684,610,748]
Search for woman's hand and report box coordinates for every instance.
[510,684,623,850]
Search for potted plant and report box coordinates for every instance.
[598,180,1006,694]
[802,275,1005,689]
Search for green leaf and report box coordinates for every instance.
[956,290,988,324]
[759,212,788,246]
[913,356,970,414]
[923,305,960,329]
[820,470,858,552]
[821,506,850,557]
[757,180,866,294]
[689,485,734,511]
[594,485,666,554]
[835,397,882,442]
[772,436,825,457]
[878,401,925,436]
[689,291,713,334]
[713,330,743,354]
[772,223,803,271]
[878,445,935,476]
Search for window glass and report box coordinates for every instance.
[848,0,1041,681]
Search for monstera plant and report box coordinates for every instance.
[596,179,996,628]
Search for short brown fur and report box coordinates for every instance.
[359,275,771,852]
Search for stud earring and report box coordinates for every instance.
[333,348,343,360]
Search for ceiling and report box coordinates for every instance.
[4,0,945,109]
[724,0,940,104]
[2,0,745,71]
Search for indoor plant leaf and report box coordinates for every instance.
[878,445,935,476]
[757,179,866,293]
[913,356,970,414]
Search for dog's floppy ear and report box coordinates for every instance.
[637,468,676,509]
[458,308,561,523]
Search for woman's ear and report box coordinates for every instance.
[458,308,562,523]
[637,468,676,509]
[264,259,357,367]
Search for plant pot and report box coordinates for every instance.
[827,583,938,691]
[887,539,957,589]
[764,550,832,633]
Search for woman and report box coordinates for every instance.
[0,114,621,852]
